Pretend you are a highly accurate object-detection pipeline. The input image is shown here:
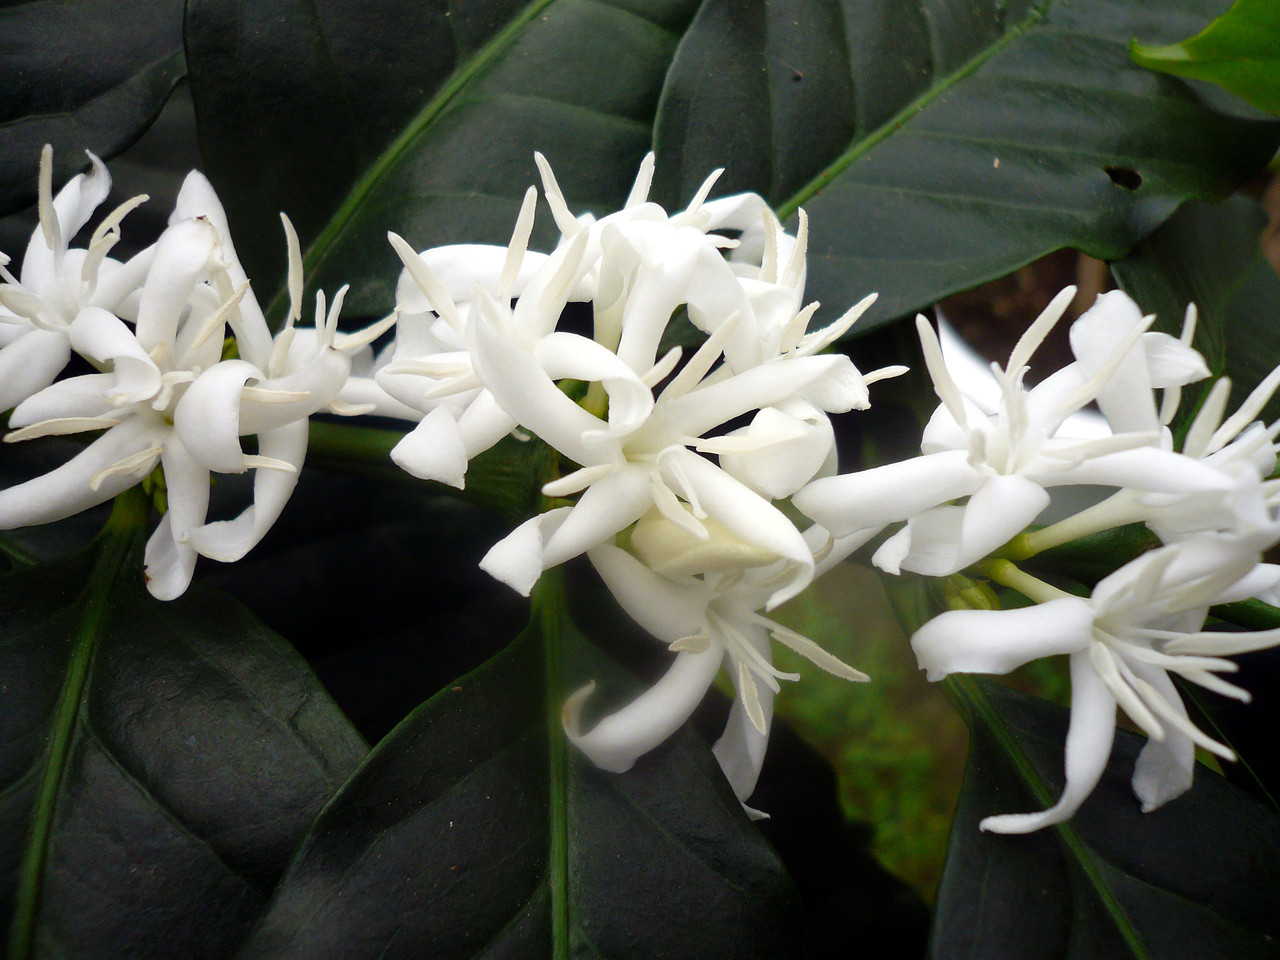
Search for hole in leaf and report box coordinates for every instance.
[1104,166,1143,190]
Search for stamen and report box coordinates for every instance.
[242,386,311,403]
[498,186,538,299]
[1183,376,1232,458]
[916,314,969,430]
[38,144,62,257]
[661,311,741,402]
[4,416,121,442]
[541,463,615,498]
[797,292,878,356]
[737,661,768,734]
[669,633,711,654]
[779,302,821,355]
[387,232,462,332]
[333,310,398,353]
[641,346,682,389]
[533,152,580,236]
[757,615,870,681]
[189,281,250,353]
[243,455,298,473]
[625,152,656,209]
[281,213,305,323]
[781,208,808,289]
[1210,365,1280,455]
[1006,285,1075,378]
[90,193,148,247]
[758,209,779,285]
[90,445,163,491]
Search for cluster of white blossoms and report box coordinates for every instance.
[0,147,390,598]
[7,148,1280,830]
[797,290,1280,832]
[368,154,904,811]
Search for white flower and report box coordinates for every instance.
[472,304,851,609]
[564,520,871,812]
[0,146,153,412]
[911,535,1280,833]
[0,172,385,599]
[794,288,1230,576]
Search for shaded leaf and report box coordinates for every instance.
[184,0,507,294]
[1,499,367,960]
[933,678,1280,959]
[235,576,800,960]
[0,0,185,216]
[186,0,701,324]
[1131,0,1280,115]
[1111,195,1280,428]
[655,0,1279,333]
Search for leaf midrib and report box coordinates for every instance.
[6,490,145,960]
[775,0,1052,219]
[264,0,561,326]
[954,676,1153,960]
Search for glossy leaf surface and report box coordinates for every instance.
[933,679,1280,959]
[235,583,800,960]
[655,0,1279,333]
[0,0,185,216]
[0,514,367,960]
[186,0,701,322]
[1131,0,1280,115]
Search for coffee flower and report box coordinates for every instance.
[794,288,1230,576]
[912,535,1280,832]
[0,146,153,412]
[566,519,873,812]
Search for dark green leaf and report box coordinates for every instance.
[184,0,505,295]
[933,679,1280,959]
[235,576,800,959]
[0,0,185,216]
[654,0,1279,334]
[2,501,367,960]
[1131,0,1280,115]
[1111,195,1280,427]
[186,0,701,324]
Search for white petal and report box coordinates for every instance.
[897,474,1049,577]
[0,329,70,412]
[68,307,161,404]
[238,347,350,433]
[1128,661,1195,813]
[1142,331,1210,388]
[661,448,811,607]
[390,407,469,487]
[717,406,834,500]
[479,506,572,596]
[1051,446,1233,494]
[143,439,210,600]
[793,449,983,537]
[135,218,218,354]
[533,331,653,440]
[541,465,653,570]
[588,543,710,643]
[982,652,1117,834]
[562,647,724,773]
[173,360,257,472]
[910,597,1095,682]
[184,420,307,562]
[0,417,162,528]
[1069,290,1158,434]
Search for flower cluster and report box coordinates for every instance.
[372,154,900,808]
[0,147,389,598]
[795,290,1280,832]
[8,146,1280,830]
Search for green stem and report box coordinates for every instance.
[534,568,570,958]
[1010,491,1142,560]
[8,488,147,960]
[980,558,1073,604]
